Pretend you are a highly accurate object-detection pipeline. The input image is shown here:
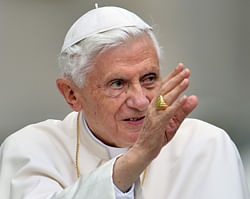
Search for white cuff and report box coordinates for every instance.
[113,183,135,199]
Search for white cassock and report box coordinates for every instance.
[0,111,249,199]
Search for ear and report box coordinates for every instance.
[56,78,82,112]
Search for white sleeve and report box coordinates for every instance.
[0,136,139,199]
[0,139,118,199]
[44,159,117,199]
[113,183,135,199]
[44,160,136,199]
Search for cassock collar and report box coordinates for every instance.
[82,114,129,159]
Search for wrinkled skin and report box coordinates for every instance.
[77,35,162,148]
[135,65,198,160]
[57,34,198,192]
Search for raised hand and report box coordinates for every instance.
[113,63,198,192]
[133,63,198,160]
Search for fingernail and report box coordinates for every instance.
[181,68,189,76]
[181,79,188,86]
[177,63,184,70]
[180,95,187,104]
[181,69,186,75]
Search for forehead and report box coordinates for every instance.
[88,36,160,82]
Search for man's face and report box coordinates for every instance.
[78,35,161,147]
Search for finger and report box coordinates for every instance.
[162,95,188,122]
[162,63,184,84]
[151,77,189,114]
[163,78,189,106]
[171,95,199,125]
[160,68,190,96]
[164,95,198,142]
[182,95,199,115]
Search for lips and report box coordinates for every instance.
[123,116,145,126]
[124,116,145,121]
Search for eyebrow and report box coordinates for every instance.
[104,67,159,82]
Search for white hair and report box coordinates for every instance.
[58,26,161,88]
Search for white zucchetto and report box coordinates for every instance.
[61,6,152,52]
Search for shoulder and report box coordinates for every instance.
[0,111,78,159]
[163,118,236,157]
[0,112,79,192]
[154,118,241,174]
[180,118,226,135]
[177,118,231,142]
[150,122,248,199]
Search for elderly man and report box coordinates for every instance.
[0,6,249,199]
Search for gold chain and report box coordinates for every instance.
[75,112,80,178]
[75,112,147,198]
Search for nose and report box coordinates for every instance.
[126,84,150,112]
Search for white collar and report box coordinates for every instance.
[82,115,129,159]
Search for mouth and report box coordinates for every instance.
[124,116,145,121]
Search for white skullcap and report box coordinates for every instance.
[61,6,152,53]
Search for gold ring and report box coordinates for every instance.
[154,95,168,110]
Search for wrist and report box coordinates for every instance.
[112,145,152,192]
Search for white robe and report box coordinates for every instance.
[0,111,249,199]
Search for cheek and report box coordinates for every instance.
[107,94,130,118]
[96,94,125,119]
[145,88,159,102]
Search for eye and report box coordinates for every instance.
[110,79,124,89]
[145,75,155,82]
[141,74,157,87]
